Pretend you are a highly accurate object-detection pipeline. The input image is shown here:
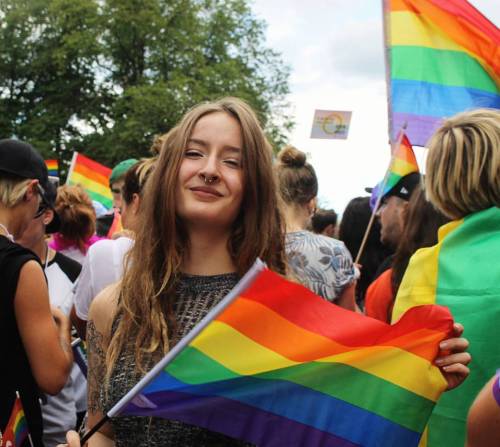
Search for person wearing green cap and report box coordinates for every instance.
[109,159,137,210]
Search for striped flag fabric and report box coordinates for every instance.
[385,0,500,146]
[2,393,30,447]
[369,132,419,209]
[392,206,500,446]
[66,152,113,209]
[110,261,453,447]
[45,159,59,177]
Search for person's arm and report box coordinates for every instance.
[336,281,356,311]
[85,284,120,445]
[434,323,471,391]
[70,305,88,340]
[466,374,500,447]
[14,260,73,395]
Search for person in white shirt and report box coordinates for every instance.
[72,158,156,339]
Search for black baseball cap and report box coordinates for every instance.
[0,139,61,229]
[383,172,421,201]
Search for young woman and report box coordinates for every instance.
[275,145,357,310]
[0,139,73,447]
[79,98,285,446]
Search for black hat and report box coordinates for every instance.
[0,139,61,231]
[383,172,421,201]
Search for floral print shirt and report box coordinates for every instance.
[286,230,357,302]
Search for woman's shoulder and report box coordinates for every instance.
[88,282,120,335]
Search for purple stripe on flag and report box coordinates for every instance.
[392,112,442,147]
[492,373,500,407]
[124,389,358,447]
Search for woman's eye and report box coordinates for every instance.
[224,159,241,168]
[185,150,202,158]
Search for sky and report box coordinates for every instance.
[251,0,499,214]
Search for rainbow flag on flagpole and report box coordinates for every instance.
[369,131,419,209]
[393,206,500,447]
[45,159,59,177]
[385,0,500,146]
[2,392,31,447]
[100,260,453,447]
[66,152,113,209]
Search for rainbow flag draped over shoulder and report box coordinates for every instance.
[2,394,29,447]
[111,261,453,447]
[370,133,419,209]
[385,0,500,146]
[45,159,58,177]
[66,152,113,209]
[392,206,500,447]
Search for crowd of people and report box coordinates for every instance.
[0,99,498,447]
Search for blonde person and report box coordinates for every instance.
[0,139,73,446]
[392,108,499,446]
[72,158,157,339]
[276,145,357,310]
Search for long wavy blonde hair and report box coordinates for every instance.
[106,97,287,377]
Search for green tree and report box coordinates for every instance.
[0,0,292,169]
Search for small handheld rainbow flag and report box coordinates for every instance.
[66,152,113,209]
[369,132,419,209]
[385,0,500,146]
[85,260,453,447]
[45,159,59,177]
[107,208,123,239]
[2,392,32,447]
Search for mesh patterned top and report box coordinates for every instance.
[101,272,252,447]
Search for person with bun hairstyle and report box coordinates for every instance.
[276,145,357,310]
[49,185,101,264]
[0,139,73,446]
[61,97,286,446]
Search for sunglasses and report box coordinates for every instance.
[34,184,50,219]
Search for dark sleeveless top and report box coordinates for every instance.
[0,236,44,446]
[103,273,252,447]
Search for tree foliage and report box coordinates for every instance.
[0,0,292,169]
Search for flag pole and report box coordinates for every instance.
[80,259,267,444]
[65,151,78,185]
[354,126,406,264]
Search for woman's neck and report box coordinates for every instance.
[283,203,310,233]
[182,229,236,276]
[0,208,19,240]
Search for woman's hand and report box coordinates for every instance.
[435,323,472,391]
[57,430,81,447]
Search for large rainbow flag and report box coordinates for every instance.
[2,393,30,447]
[66,152,113,209]
[369,132,419,209]
[393,206,500,446]
[385,0,500,146]
[104,261,453,447]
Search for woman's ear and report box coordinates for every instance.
[131,193,141,215]
[307,197,317,216]
[25,179,39,201]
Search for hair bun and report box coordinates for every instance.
[277,145,307,168]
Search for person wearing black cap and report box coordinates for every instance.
[0,139,73,446]
[16,182,84,446]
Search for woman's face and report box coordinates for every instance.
[175,112,244,231]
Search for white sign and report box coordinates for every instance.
[310,110,352,140]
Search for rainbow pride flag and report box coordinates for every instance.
[369,132,419,209]
[66,152,113,209]
[2,393,29,447]
[45,159,59,177]
[385,0,500,146]
[393,206,500,447]
[109,261,453,447]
